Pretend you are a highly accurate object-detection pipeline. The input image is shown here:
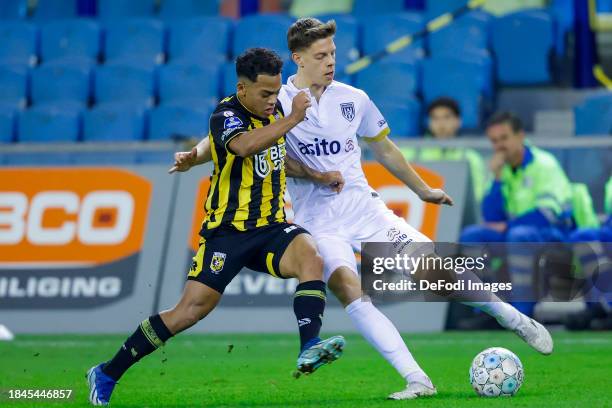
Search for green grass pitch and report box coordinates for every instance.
[1,331,611,407]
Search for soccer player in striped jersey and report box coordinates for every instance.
[86,48,345,407]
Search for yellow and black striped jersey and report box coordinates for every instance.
[200,94,287,237]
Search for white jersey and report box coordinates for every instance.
[278,75,390,224]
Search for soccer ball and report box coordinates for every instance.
[469,347,524,397]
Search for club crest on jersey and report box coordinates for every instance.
[210,252,227,274]
[224,116,243,130]
[340,102,355,122]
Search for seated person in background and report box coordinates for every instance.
[460,112,574,318]
[565,177,612,330]
[401,97,486,203]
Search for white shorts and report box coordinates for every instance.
[296,187,435,282]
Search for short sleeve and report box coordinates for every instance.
[357,98,390,142]
[209,108,249,153]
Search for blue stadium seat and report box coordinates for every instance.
[377,99,422,137]
[148,102,215,140]
[422,57,486,128]
[40,19,100,64]
[0,64,27,108]
[0,22,37,66]
[362,13,425,63]
[574,94,612,136]
[551,0,573,55]
[352,0,405,16]
[0,0,28,20]
[83,103,145,141]
[426,0,467,17]
[31,0,77,21]
[0,106,16,143]
[422,56,493,100]
[232,14,293,60]
[314,14,360,67]
[94,63,155,107]
[104,18,165,66]
[491,10,554,85]
[158,62,220,103]
[354,61,419,104]
[97,0,156,20]
[597,0,612,12]
[17,104,81,142]
[159,0,220,19]
[31,63,90,106]
[168,17,231,63]
[221,61,237,97]
[429,14,489,59]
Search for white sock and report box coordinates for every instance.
[461,301,521,330]
[345,298,428,383]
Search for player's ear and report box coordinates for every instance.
[292,52,302,68]
[236,79,247,97]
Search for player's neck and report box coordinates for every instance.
[293,72,326,101]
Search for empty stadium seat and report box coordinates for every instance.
[0,106,15,143]
[574,94,612,136]
[0,22,37,66]
[168,17,231,63]
[491,10,554,85]
[314,14,360,67]
[222,61,237,97]
[362,13,425,63]
[551,0,573,55]
[159,62,220,103]
[31,63,91,106]
[83,103,145,141]
[422,57,486,128]
[97,0,156,20]
[232,14,293,60]
[426,0,467,17]
[159,0,220,19]
[422,56,493,100]
[40,19,100,64]
[352,0,405,16]
[0,0,28,20]
[377,99,422,137]
[104,18,165,65]
[148,102,215,140]
[597,0,612,12]
[354,61,419,104]
[0,64,28,108]
[94,63,155,107]
[18,104,81,142]
[429,14,490,59]
[31,0,77,21]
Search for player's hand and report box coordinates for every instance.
[289,91,311,123]
[485,222,507,233]
[419,188,454,206]
[168,147,198,174]
[489,152,506,179]
[318,171,345,193]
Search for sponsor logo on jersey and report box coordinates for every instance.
[340,102,355,122]
[223,111,234,117]
[345,138,355,152]
[224,116,243,130]
[377,119,387,128]
[210,252,226,274]
[298,138,342,156]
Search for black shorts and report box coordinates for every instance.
[187,222,309,293]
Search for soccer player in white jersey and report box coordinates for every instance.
[171,18,553,401]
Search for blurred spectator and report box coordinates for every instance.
[565,177,612,330]
[401,97,487,203]
[483,0,548,16]
[460,112,574,318]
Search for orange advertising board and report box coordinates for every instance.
[0,168,152,265]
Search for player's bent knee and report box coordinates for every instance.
[328,267,362,306]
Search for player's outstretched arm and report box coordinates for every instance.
[368,136,454,206]
[284,155,344,193]
[168,136,212,174]
[229,91,311,158]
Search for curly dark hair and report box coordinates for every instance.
[235,47,283,82]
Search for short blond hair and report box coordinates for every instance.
[287,17,337,53]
